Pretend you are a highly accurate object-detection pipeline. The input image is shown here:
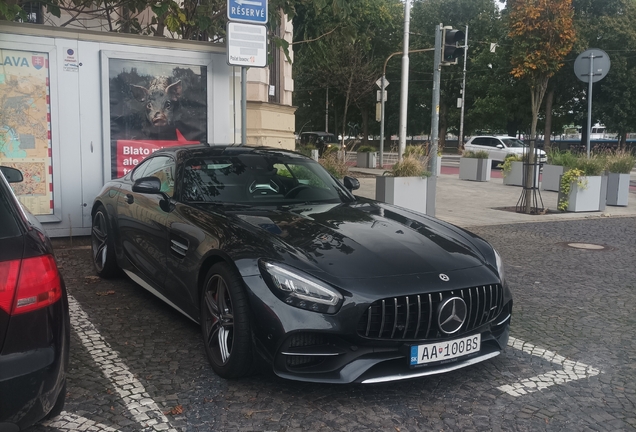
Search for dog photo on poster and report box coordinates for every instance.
[109,59,207,178]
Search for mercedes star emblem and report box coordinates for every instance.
[439,273,450,282]
[438,297,467,335]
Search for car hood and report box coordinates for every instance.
[228,200,488,280]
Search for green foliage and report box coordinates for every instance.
[295,143,317,157]
[385,155,431,178]
[558,168,587,211]
[573,155,605,176]
[357,145,376,153]
[0,3,27,21]
[500,154,523,175]
[319,152,349,178]
[604,150,636,174]
[462,150,490,159]
[547,149,578,167]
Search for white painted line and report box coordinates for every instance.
[64,295,177,431]
[42,412,119,431]
[498,336,601,397]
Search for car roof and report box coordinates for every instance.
[151,144,308,160]
[471,135,518,139]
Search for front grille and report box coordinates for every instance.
[357,284,504,341]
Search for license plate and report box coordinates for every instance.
[410,334,481,366]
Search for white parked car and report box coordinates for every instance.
[464,136,547,165]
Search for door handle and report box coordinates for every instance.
[126,194,134,204]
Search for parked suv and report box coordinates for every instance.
[464,136,547,165]
[0,166,69,430]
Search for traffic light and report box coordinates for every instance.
[442,26,465,65]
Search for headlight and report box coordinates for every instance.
[494,248,506,283]
[260,262,343,314]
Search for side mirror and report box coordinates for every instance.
[343,176,360,192]
[132,176,162,194]
[496,144,504,149]
[0,166,23,183]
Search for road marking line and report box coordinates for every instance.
[498,336,601,397]
[42,412,119,431]
[63,295,177,431]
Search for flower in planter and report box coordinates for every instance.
[558,168,587,212]
[500,154,523,176]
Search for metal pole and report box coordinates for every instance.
[241,67,247,145]
[586,53,594,159]
[458,25,468,152]
[398,0,411,161]
[325,88,329,133]
[379,76,386,168]
[427,24,443,218]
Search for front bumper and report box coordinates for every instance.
[243,271,512,384]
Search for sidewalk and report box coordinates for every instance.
[349,165,636,228]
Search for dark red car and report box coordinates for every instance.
[0,166,69,430]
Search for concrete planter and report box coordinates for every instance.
[606,172,630,206]
[459,158,491,182]
[541,164,565,191]
[503,161,539,187]
[436,156,442,177]
[356,152,377,168]
[558,175,607,212]
[376,176,428,214]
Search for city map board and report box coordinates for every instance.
[0,49,53,215]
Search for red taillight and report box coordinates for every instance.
[0,255,62,315]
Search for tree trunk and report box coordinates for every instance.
[361,107,369,143]
[524,76,549,213]
[341,70,354,153]
[543,88,554,151]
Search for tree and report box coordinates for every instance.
[292,0,403,145]
[508,0,575,212]
[0,0,351,43]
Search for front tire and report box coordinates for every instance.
[91,205,119,278]
[200,263,254,378]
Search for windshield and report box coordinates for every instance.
[501,138,526,148]
[181,154,353,205]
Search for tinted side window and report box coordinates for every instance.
[472,138,487,145]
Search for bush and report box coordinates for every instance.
[295,143,316,157]
[357,145,376,153]
[547,149,578,167]
[573,154,605,176]
[462,150,489,159]
[319,152,349,178]
[386,155,431,178]
[605,150,636,174]
[404,145,427,159]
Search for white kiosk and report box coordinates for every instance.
[0,22,241,237]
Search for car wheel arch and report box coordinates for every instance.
[196,251,246,319]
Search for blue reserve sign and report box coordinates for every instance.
[227,0,267,24]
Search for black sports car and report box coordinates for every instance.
[91,145,511,384]
[0,166,69,429]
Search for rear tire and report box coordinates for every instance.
[200,263,254,379]
[91,205,119,278]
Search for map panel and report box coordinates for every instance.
[0,49,53,215]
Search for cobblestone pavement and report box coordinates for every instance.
[29,216,636,431]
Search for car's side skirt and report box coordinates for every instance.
[123,269,198,324]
